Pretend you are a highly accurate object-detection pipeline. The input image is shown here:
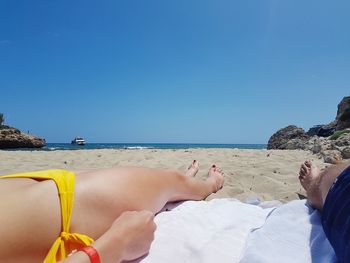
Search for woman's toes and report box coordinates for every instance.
[191,160,198,169]
[186,160,199,177]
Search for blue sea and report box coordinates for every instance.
[37,143,267,151]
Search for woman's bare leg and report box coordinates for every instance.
[299,160,350,211]
[70,161,225,239]
[0,161,224,263]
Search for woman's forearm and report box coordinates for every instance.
[58,237,125,263]
[59,210,155,263]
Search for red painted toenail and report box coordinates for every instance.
[212,164,216,168]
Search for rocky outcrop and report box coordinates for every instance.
[267,96,350,164]
[306,122,336,137]
[336,96,350,130]
[0,126,46,149]
[267,125,310,150]
[268,126,350,164]
[309,131,350,163]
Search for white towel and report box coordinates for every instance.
[127,199,336,263]
[130,198,272,263]
[239,200,336,263]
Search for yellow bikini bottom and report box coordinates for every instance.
[1,170,94,262]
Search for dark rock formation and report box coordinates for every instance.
[269,127,350,164]
[306,123,336,137]
[336,96,350,130]
[267,96,350,163]
[267,125,310,150]
[0,126,45,149]
[306,125,323,136]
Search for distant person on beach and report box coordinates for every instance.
[299,159,350,262]
[0,160,224,263]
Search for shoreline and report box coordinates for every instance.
[1,143,267,151]
[0,148,325,203]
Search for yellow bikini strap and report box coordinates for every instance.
[1,170,94,262]
[1,170,75,233]
[42,170,94,262]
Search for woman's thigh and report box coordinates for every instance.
[0,167,183,261]
[70,166,181,239]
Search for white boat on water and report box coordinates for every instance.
[71,137,85,145]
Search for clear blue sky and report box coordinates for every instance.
[1,1,349,144]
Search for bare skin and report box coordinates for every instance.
[186,160,199,177]
[298,160,350,211]
[299,160,323,210]
[63,210,157,263]
[0,161,224,263]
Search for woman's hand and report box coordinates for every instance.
[94,210,156,263]
[61,210,156,263]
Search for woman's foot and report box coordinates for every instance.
[186,160,199,177]
[299,160,323,210]
[207,165,225,193]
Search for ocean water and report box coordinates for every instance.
[38,143,267,151]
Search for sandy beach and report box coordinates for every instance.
[0,148,326,203]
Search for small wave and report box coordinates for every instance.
[45,147,65,151]
[42,147,65,151]
[124,146,153,150]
